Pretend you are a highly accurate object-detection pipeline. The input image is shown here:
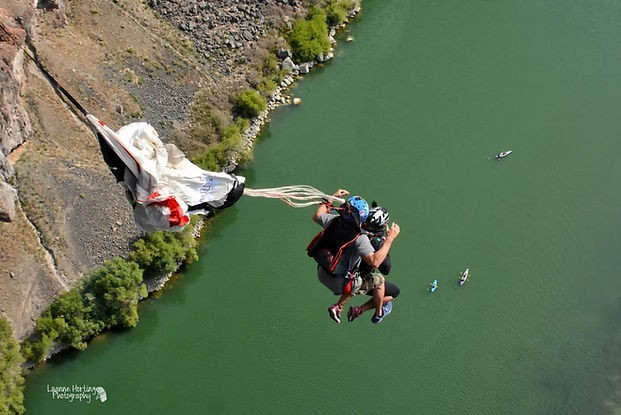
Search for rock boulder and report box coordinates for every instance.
[0,181,17,222]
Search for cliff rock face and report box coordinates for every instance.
[0,1,70,339]
[0,8,31,221]
[0,49,31,166]
[0,0,310,339]
[0,181,17,221]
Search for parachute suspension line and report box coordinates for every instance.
[243,186,345,208]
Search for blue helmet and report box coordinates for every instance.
[347,196,369,223]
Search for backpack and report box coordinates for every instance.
[307,207,361,277]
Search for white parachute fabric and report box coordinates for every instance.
[87,115,245,232]
[115,122,244,208]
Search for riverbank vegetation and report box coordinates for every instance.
[186,89,256,171]
[20,258,145,362]
[21,221,199,364]
[285,7,332,62]
[130,221,199,276]
[285,1,356,62]
[234,89,268,119]
[0,317,25,415]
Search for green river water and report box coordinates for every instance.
[24,0,621,414]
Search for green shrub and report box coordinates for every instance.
[21,333,51,364]
[22,257,147,362]
[193,118,251,170]
[39,289,102,350]
[0,318,25,415]
[22,288,99,357]
[255,53,283,95]
[285,7,331,62]
[325,0,348,26]
[260,53,280,78]
[223,118,248,143]
[257,77,278,95]
[19,216,204,364]
[234,89,267,119]
[193,143,228,171]
[189,92,229,145]
[130,227,198,278]
[83,258,147,328]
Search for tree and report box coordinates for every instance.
[325,0,348,26]
[22,257,147,362]
[234,89,267,119]
[130,228,198,277]
[36,288,103,350]
[286,7,331,62]
[0,317,25,415]
[83,258,146,328]
[20,332,54,364]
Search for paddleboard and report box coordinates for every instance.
[459,268,469,286]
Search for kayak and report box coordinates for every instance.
[459,268,469,286]
[430,279,438,293]
[496,150,512,159]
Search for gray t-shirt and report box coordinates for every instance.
[315,214,374,294]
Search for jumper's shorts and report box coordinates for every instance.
[354,269,385,295]
[317,267,385,296]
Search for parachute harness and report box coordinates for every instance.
[243,186,345,208]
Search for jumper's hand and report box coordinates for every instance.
[386,223,400,241]
[333,189,349,197]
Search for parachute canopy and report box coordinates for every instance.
[87,115,244,232]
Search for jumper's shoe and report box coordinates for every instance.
[382,301,393,318]
[371,302,394,324]
[328,304,343,324]
[347,306,363,322]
